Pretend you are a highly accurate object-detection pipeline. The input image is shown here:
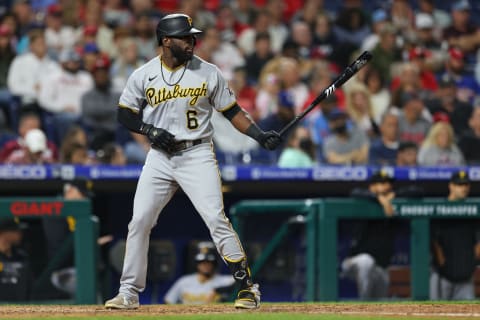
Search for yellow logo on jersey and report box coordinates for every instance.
[146,83,207,107]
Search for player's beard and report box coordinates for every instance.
[170,43,193,63]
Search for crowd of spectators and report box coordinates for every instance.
[0,0,480,167]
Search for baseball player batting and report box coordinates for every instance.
[105,13,281,310]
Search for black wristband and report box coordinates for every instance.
[246,124,263,141]
[140,123,153,136]
[222,104,241,121]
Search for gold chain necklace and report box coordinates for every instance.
[160,57,188,86]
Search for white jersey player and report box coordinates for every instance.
[105,13,281,310]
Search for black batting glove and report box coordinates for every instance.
[141,124,176,152]
[246,124,282,150]
[257,130,282,150]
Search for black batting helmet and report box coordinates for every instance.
[156,13,203,46]
[194,241,217,264]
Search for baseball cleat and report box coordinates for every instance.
[105,293,139,309]
[234,283,261,309]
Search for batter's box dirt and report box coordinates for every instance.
[0,303,480,318]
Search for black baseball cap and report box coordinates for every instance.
[64,179,95,197]
[450,170,470,185]
[0,218,27,232]
[370,170,395,183]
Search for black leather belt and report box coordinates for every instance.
[171,139,205,152]
[152,138,209,153]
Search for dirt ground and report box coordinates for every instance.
[0,303,480,318]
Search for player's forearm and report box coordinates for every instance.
[228,107,261,137]
[117,106,145,134]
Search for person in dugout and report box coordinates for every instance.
[164,241,235,304]
[430,170,480,300]
[0,217,31,301]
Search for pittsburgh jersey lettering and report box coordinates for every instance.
[145,83,207,107]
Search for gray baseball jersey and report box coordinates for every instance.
[119,55,236,140]
[117,55,246,298]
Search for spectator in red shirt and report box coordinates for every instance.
[4,128,56,164]
[0,112,57,163]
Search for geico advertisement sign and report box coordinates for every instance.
[0,165,47,179]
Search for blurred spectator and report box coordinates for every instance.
[215,5,248,44]
[397,92,431,145]
[395,141,418,166]
[0,24,16,128]
[237,9,272,57]
[277,126,315,168]
[323,110,369,165]
[361,8,388,52]
[96,142,127,165]
[407,47,438,92]
[278,57,309,115]
[80,1,115,59]
[229,67,257,120]
[390,62,426,105]
[312,12,339,62]
[286,20,315,60]
[458,107,480,164]
[425,75,472,136]
[58,125,89,163]
[0,112,57,162]
[264,0,289,54]
[110,37,144,93]
[7,29,60,113]
[302,94,340,150]
[80,43,101,73]
[439,47,480,104]
[430,170,480,301]
[0,217,31,302]
[291,0,327,29]
[417,122,465,166]
[389,0,415,41]
[255,72,280,121]
[5,128,55,164]
[132,11,157,61]
[370,23,402,82]
[413,13,444,70]
[103,0,132,28]
[231,0,258,26]
[38,48,94,142]
[44,4,76,60]
[363,67,391,124]
[11,0,35,46]
[369,112,399,166]
[443,1,480,58]
[164,241,235,304]
[345,83,378,138]
[178,0,217,31]
[196,27,245,81]
[244,32,275,86]
[341,171,396,300]
[259,90,295,133]
[332,6,370,68]
[81,55,120,151]
[417,0,451,31]
[60,142,90,165]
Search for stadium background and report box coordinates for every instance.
[1,0,480,305]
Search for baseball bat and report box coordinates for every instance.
[279,50,373,137]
